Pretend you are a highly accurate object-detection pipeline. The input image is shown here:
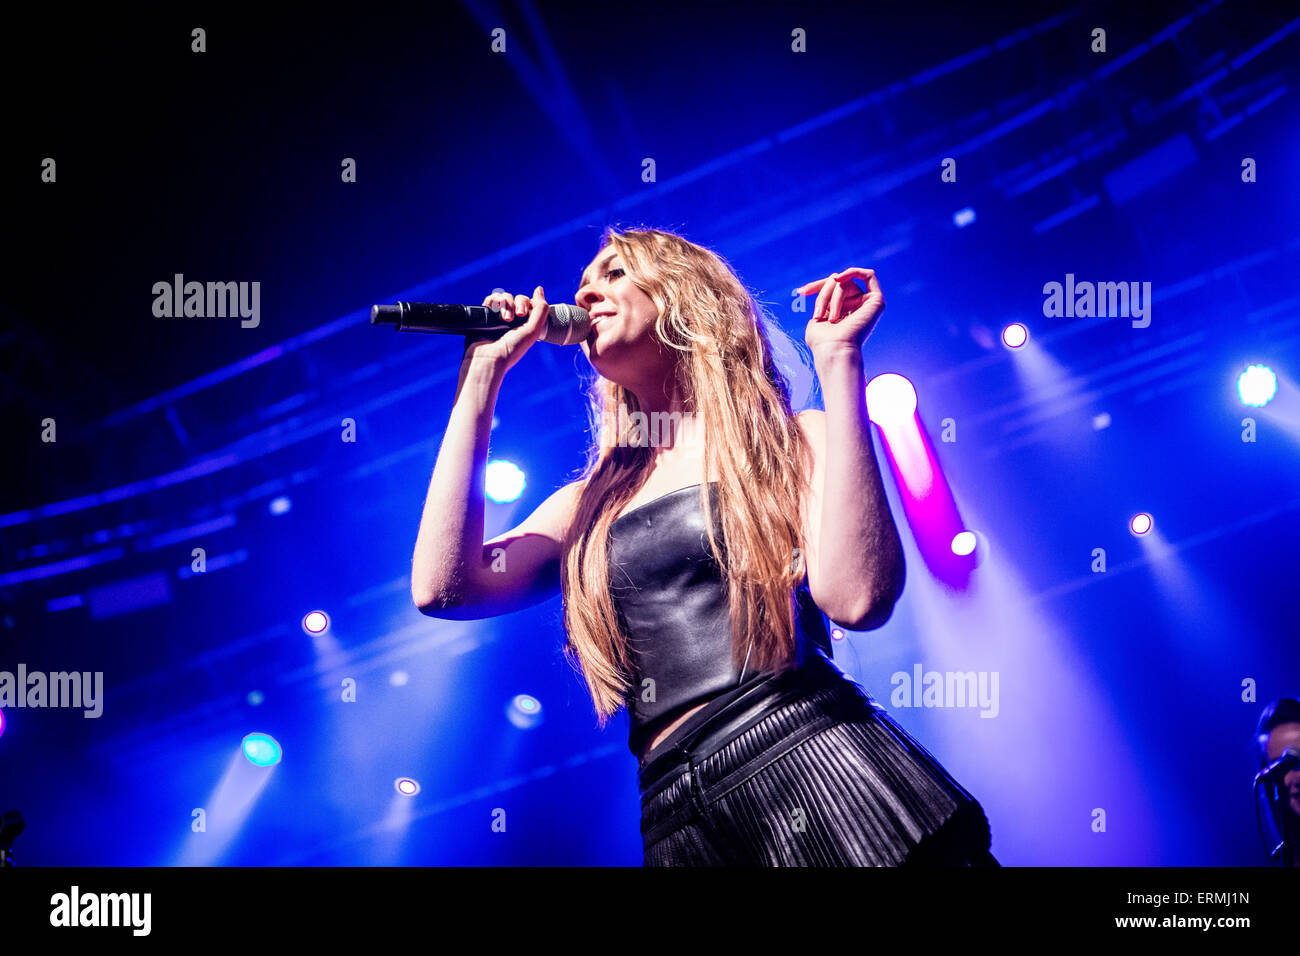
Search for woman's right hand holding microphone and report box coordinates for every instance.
[462,286,552,375]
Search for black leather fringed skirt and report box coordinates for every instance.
[638,653,998,867]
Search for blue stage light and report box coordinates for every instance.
[951,531,978,556]
[302,610,329,635]
[1237,365,1277,407]
[507,693,544,729]
[1002,323,1028,348]
[242,732,282,767]
[486,460,526,503]
[247,690,264,706]
[394,777,420,796]
[269,496,292,516]
[1130,513,1153,535]
[953,207,976,228]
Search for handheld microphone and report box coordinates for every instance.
[370,302,591,346]
[1256,747,1300,784]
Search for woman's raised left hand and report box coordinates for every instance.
[795,267,886,355]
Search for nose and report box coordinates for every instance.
[576,283,603,309]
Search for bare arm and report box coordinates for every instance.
[411,286,578,618]
[410,353,500,615]
[796,267,905,631]
[799,352,905,631]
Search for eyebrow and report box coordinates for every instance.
[579,252,618,290]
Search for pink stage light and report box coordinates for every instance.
[865,373,917,427]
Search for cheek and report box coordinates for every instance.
[627,290,658,326]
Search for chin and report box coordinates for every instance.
[579,347,612,374]
[584,337,623,363]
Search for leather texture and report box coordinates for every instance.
[607,481,832,758]
[604,479,997,866]
[638,653,998,866]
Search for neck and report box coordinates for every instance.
[619,373,701,453]
[627,372,689,418]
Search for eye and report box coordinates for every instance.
[603,267,625,281]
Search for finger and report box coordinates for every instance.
[863,271,883,301]
[812,274,836,319]
[828,280,846,322]
[528,285,549,332]
[513,294,531,323]
[794,278,828,295]
[833,268,879,295]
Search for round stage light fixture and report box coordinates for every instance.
[302,610,330,635]
[486,460,526,503]
[865,374,918,426]
[1237,365,1277,408]
[952,531,978,556]
[506,693,544,730]
[242,732,283,767]
[1001,323,1028,348]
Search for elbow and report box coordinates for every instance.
[849,595,898,631]
[412,583,461,619]
[829,598,894,632]
[414,595,466,620]
[412,560,469,618]
[826,573,904,633]
[413,584,490,621]
[412,588,440,617]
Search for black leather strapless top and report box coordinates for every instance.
[607,481,834,758]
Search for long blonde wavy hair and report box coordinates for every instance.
[560,226,815,726]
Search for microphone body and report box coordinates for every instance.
[370,302,591,346]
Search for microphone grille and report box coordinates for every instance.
[543,304,591,346]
